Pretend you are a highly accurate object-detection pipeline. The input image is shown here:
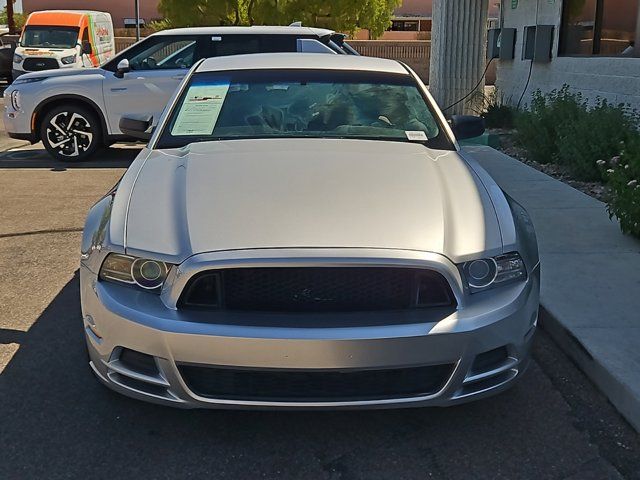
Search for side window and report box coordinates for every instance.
[128,37,200,70]
[255,35,298,53]
[211,35,261,57]
[209,35,297,57]
[82,28,90,44]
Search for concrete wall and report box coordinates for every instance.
[495,0,640,110]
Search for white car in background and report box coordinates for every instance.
[3,26,356,161]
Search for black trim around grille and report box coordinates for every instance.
[179,267,455,313]
[23,58,59,71]
[178,363,455,401]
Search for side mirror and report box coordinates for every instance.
[82,40,92,55]
[114,58,130,78]
[450,115,486,141]
[119,115,153,141]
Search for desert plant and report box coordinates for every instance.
[515,86,639,181]
[479,90,516,129]
[514,86,585,164]
[599,137,640,238]
[556,99,637,181]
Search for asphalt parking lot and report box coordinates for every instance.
[1,134,639,479]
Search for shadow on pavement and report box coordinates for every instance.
[0,145,141,169]
[0,273,624,480]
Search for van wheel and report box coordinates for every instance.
[40,105,102,162]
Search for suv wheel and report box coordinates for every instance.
[40,105,102,161]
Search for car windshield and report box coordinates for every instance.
[157,69,449,149]
[20,26,80,49]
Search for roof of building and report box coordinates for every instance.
[196,52,408,75]
[155,25,335,37]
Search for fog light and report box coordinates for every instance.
[84,315,102,339]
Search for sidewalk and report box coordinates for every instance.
[466,145,640,432]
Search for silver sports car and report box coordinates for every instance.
[80,53,539,408]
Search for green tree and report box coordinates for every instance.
[0,7,27,30]
[157,0,400,38]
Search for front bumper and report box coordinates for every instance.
[3,88,34,141]
[80,250,540,409]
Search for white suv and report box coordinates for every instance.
[3,26,356,161]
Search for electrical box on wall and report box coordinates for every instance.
[522,26,536,60]
[522,25,554,62]
[499,28,516,60]
[488,28,500,59]
[534,25,554,62]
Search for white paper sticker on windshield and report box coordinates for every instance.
[171,83,230,136]
[405,130,428,141]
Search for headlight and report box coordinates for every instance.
[13,53,23,64]
[99,253,169,292]
[61,54,77,65]
[461,252,526,293]
[12,76,48,85]
[10,90,20,110]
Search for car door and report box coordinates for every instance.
[102,35,207,134]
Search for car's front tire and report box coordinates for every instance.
[40,105,102,162]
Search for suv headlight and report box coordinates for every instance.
[61,54,77,65]
[10,90,20,110]
[99,253,169,292]
[460,252,526,293]
[13,53,23,64]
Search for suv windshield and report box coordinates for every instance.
[157,69,450,149]
[20,26,80,49]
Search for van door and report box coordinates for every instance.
[102,35,207,134]
[91,13,115,64]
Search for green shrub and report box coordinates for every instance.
[479,90,516,129]
[515,86,585,164]
[599,137,640,238]
[515,86,638,182]
[556,99,637,181]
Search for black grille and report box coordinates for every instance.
[23,58,59,71]
[178,363,455,401]
[179,267,455,312]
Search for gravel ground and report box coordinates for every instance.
[492,129,610,202]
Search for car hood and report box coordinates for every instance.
[17,67,104,81]
[123,139,504,264]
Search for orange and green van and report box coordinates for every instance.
[13,10,114,78]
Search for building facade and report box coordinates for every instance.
[22,0,162,29]
[495,0,640,110]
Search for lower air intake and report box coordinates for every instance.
[178,363,455,401]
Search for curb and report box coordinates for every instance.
[539,306,640,432]
[0,139,30,153]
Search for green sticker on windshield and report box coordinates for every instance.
[171,83,230,136]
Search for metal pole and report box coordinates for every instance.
[135,0,141,42]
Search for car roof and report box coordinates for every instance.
[196,53,409,75]
[154,25,335,37]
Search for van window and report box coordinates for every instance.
[82,28,90,44]
[21,26,79,49]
